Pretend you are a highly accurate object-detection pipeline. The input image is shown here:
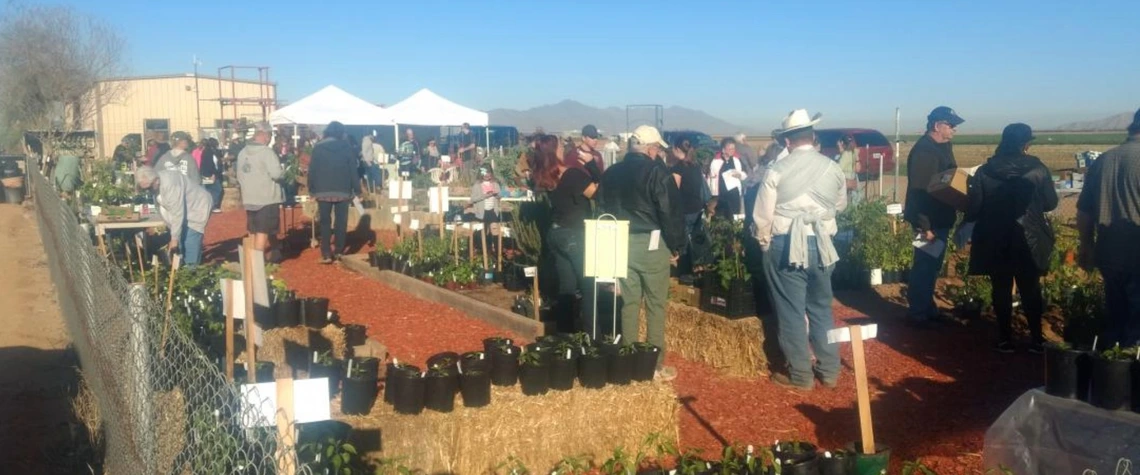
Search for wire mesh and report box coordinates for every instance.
[29,168,310,474]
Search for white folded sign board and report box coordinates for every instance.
[827,324,878,344]
[239,378,331,428]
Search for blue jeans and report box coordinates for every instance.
[204,182,223,210]
[1102,269,1140,347]
[547,226,596,334]
[762,235,839,386]
[181,228,203,266]
[364,163,383,190]
[677,212,703,275]
[907,228,950,321]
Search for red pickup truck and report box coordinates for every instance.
[815,128,895,179]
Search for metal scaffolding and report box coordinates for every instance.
[215,66,277,142]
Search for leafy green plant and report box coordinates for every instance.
[599,447,632,475]
[902,459,938,475]
[674,449,708,475]
[314,350,334,366]
[551,454,591,475]
[1101,343,1136,361]
[518,350,543,367]
[495,455,530,475]
[708,218,749,289]
[299,437,364,475]
[510,209,543,266]
[618,344,637,356]
[846,199,892,270]
[374,456,415,475]
[634,432,678,472]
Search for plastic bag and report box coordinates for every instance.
[984,389,1140,474]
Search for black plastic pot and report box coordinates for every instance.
[578,353,607,389]
[344,324,367,347]
[1045,344,1091,400]
[549,355,577,390]
[460,351,491,373]
[601,343,634,385]
[847,442,891,475]
[391,369,425,415]
[309,360,342,396]
[427,351,461,373]
[378,254,393,271]
[490,345,520,386]
[483,337,513,355]
[424,372,458,413]
[519,363,549,396]
[274,297,301,327]
[341,375,379,415]
[369,253,379,267]
[460,370,492,408]
[254,362,275,383]
[772,442,818,473]
[632,344,660,382]
[503,264,527,292]
[353,357,380,382]
[819,451,851,475]
[1091,355,1133,411]
[301,297,330,328]
[524,343,553,366]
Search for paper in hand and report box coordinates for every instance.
[352,196,365,215]
[912,235,946,258]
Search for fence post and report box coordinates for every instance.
[127,282,156,474]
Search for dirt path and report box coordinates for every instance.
[0,203,85,473]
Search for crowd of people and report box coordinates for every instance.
[81,103,1140,390]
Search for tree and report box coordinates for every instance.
[0,3,127,155]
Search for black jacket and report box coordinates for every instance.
[904,134,958,232]
[966,153,1059,275]
[199,148,222,180]
[309,137,361,200]
[600,152,685,253]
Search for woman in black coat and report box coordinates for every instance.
[966,123,1058,354]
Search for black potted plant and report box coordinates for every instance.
[252,361,275,383]
[818,449,851,475]
[771,441,819,475]
[518,350,549,396]
[308,351,341,396]
[577,345,607,389]
[1044,341,1092,400]
[274,290,301,327]
[1091,343,1134,411]
[700,219,756,319]
[524,342,554,366]
[353,356,380,381]
[600,339,635,386]
[423,364,458,413]
[341,360,380,416]
[632,342,660,382]
[301,297,330,329]
[490,343,520,386]
[461,351,491,373]
[548,341,578,391]
[343,324,367,347]
[388,363,424,415]
[482,336,513,356]
[426,351,461,374]
[459,367,492,408]
[383,360,410,405]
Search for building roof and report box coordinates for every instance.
[96,73,276,86]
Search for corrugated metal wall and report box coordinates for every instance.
[90,75,275,157]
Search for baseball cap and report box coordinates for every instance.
[631,125,668,149]
[927,106,965,127]
[171,131,193,143]
[582,125,602,139]
[1000,123,1035,149]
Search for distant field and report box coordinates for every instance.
[899,132,1126,146]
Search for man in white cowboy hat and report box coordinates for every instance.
[751,109,847,391]
[600,125,685,382]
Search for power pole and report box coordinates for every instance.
[193,55,202,134]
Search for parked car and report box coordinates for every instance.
[661,130,718,151]
[815,128,895,179]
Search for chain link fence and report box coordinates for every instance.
[29,168,310,474]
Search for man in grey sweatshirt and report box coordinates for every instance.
[154,131,202,184]
[135,165,213,266]
[237,122,285,254]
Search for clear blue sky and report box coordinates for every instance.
[29,0,1140,132]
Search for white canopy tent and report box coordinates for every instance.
[385,89,491,165]
[268,85,393,126]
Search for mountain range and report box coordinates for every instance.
[488,100,754,136]
[1055,112,1134,131]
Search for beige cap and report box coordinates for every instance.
[631,125,668,149]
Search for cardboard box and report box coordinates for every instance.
[927,168,971,211]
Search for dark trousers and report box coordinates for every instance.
[991,270,1044,343]
[907,228,951,320]
[1102,268,1140,347]
[677,212,702,276]
[762,235,839,386]
[317,200,349,259]
[547,226,596,335]
[481,211,499,257]
[204,182,223,211]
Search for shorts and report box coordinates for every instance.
[246,204,281,235]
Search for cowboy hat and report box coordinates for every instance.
[774,109,823,136]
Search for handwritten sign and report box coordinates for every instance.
[410,219,420,231]
[524,266,538,278]
[886,204,903,215]
[392,214,402,225]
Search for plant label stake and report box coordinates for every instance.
[241,238,258,381]
[151,254,160,294]
[468,226,475,261]
[828,323,880,455]
[497,226,503,272]
[525,266,539,319]
[275,377,298,474]
[224,279,235,382]
[481,225,490,272]
[134,234,146,282]
[158,253,182,357]
[124,242,135,282]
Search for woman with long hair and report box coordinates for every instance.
[670,138,709,279]
[966,123,1058,354]
[545,134,599,333]
[533,134,563,193]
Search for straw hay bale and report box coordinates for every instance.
[257,325,347,377]
[639,302,766,378]
[336,382,678,474]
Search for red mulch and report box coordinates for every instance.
[204,209,1041,474]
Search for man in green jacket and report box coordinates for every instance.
[53,152,82,196]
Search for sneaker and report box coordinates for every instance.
[211,209,222,214]
[1028,342,1045,354]
[995,341,1016,354]
[770,373,813,391]
[318,257,334,265]
[654,366,677,382]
